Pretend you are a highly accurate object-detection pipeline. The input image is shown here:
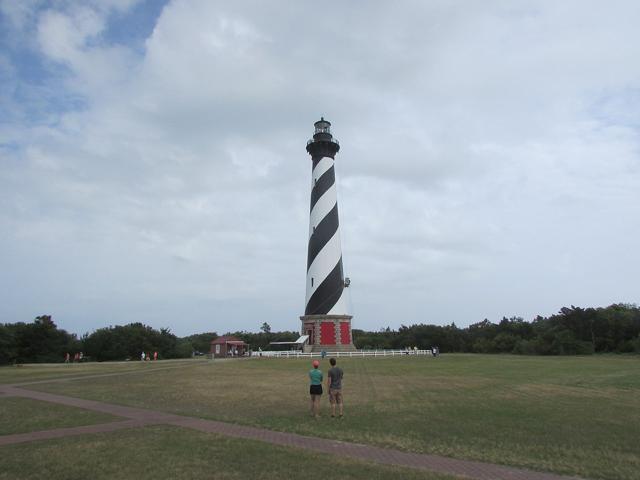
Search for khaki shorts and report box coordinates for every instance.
[329,388,343,404]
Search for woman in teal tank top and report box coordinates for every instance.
[309,360,323,418]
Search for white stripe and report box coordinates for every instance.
[309,183,337,237]
[328,289,349,315]
[305,229,342,304]
[312,157,333,182]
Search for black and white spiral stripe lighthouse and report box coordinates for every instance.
[300,118,356,352]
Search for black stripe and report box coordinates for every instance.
[312,154,332,169]
[307,203,339,270]
[305,258,344,315]
[310,165,335,212]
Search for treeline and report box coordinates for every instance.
[227,330,299,351]
[83,323,190,361]
[0,317,194,364]
[2,304,639,364]
[179,325,300,354]
[0,317,299,364]
[0,315,81,364]
[354,304,640,354]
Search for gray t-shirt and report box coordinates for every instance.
[328,367,344,390]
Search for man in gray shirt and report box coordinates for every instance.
[326,357,344,418]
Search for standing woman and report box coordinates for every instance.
[309,359,323,418]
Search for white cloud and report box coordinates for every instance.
[1,0,639,335]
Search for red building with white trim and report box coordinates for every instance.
[210,336,248,358]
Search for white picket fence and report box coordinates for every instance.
[253,349,433,359]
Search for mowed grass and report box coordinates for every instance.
[0,424,453,480]
[0,359,196,385]
[0,397,120,435]
[11,354,640,480]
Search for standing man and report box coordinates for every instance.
[327,357,344,418]
[309,359,323,418]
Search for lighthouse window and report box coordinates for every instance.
[313,226,315,233]
[311,277,314,287]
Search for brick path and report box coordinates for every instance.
[0,384,584,480]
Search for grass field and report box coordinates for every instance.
[0,424,453,480]
[0,397,120,435]
[1,354,639,480]
[0,360,194,385]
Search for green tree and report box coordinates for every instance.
[0,324,17,364]
[83,323,182,361]
[3,316,79,363]
[182,332,217,354]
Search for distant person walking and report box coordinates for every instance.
[309,359,323,418]
[154,351,158,361]
[327,357,344,418]
[64,352,70,363]
[141,351,145,362]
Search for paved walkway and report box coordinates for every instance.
[0,384,583,480]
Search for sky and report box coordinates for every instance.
[1,1,639,337]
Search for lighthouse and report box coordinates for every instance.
[300,118,356,352]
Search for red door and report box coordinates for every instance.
[320,322,336,345]
[340,322,351,344]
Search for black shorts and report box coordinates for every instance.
[310,384,323,395]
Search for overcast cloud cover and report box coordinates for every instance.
[1,0,639,337]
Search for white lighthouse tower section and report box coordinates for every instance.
[308,159,337,236]
[305,230,341,303]
[327,285,349,314]
[305,155,348,315]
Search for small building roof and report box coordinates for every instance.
[269,335,309,346]
[211,335,247,345]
